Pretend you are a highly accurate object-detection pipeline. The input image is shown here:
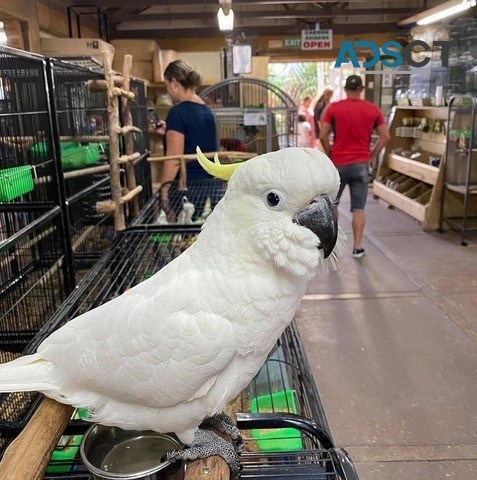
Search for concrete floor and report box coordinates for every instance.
[295,189,477,480]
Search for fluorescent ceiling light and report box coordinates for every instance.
[217,6,234,31]
[399,0,476,26]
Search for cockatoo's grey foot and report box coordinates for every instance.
[201,412,244,454]
[166,428,242,479]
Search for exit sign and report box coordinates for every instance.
[284,38,301,48]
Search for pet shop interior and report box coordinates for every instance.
[0,1,477,479]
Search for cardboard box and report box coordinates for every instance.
[179,51,221,85]
[111,39,158,61]
[41,38,115,63]
[152,46,178,83]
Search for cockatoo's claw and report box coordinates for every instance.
[201,412,244,454]
[166,429,242,478]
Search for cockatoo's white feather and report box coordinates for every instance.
[0,147,343,445]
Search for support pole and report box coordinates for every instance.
[104,49,126,231]
[121,54,140,217]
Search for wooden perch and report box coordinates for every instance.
[185,406,236,480]
[113,87,136,101]
[87,76,123,90]
[148,151,257,163]
[117,152,141,164]
[119,185,143,204]
[121,54,140,217]
[104,49,126,231]
[60,135,110,143]
[0,398,74,480]
[114,125,142,136]
[96,200,117,215]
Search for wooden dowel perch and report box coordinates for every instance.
[148,151,257,163]
[117,152,141,164]
[185,406,236,480]
[59,135,110,143]
[87,77,124,90]
[114,125,142,136]
[113,87,136,100]
[96,200,117,215]
[119,185,143,204]
[0,398,74,480]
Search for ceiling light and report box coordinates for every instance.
[398,0,476,26]
[218,2,234,31]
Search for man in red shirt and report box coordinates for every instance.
[319,75,390,258]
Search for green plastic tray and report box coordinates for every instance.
[0,166,34,201]
[250,390,303,452]
[46,408,89,473]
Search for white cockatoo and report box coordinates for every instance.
[0,147,344,473]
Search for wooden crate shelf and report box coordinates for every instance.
[373,180,427,224]
[373,106,447,231]
[388,153,439,185]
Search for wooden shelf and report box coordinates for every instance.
[388,153,439,185]
[373,180,427,223]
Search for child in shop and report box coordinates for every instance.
[297,114,312,148]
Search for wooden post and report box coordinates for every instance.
[104,50,126,231]
[121,54,140,217]
[0,398,74,480]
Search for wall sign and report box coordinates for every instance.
[301,30,333,50]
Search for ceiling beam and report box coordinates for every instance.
[111,22,398,39]
[109,8,421,23]
[90,0,378,7]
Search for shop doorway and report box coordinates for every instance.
[268,60,362,109]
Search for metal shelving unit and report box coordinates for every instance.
[439,95,477,245]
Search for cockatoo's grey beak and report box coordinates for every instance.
[293,194,338,258]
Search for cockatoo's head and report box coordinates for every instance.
[197,147,344,278]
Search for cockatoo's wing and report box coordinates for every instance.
[37,254,237,410]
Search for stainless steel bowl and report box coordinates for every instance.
[80,425,185,480]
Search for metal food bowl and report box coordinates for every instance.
[80,424,185,480]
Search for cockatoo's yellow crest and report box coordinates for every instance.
[196,147,242,181]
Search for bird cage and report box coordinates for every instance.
[200,77,297,155]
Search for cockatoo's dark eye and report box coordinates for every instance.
[266,191,281,207]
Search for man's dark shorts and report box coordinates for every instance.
[336,162,370,211]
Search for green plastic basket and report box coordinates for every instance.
[30,141,101,169]
[0,166,34,201]
[61,143,101,169]
[250,390,303,452]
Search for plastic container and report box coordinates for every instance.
[250,390,303,452]
[0,166,34,201]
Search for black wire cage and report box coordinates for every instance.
[46,57,152,269]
